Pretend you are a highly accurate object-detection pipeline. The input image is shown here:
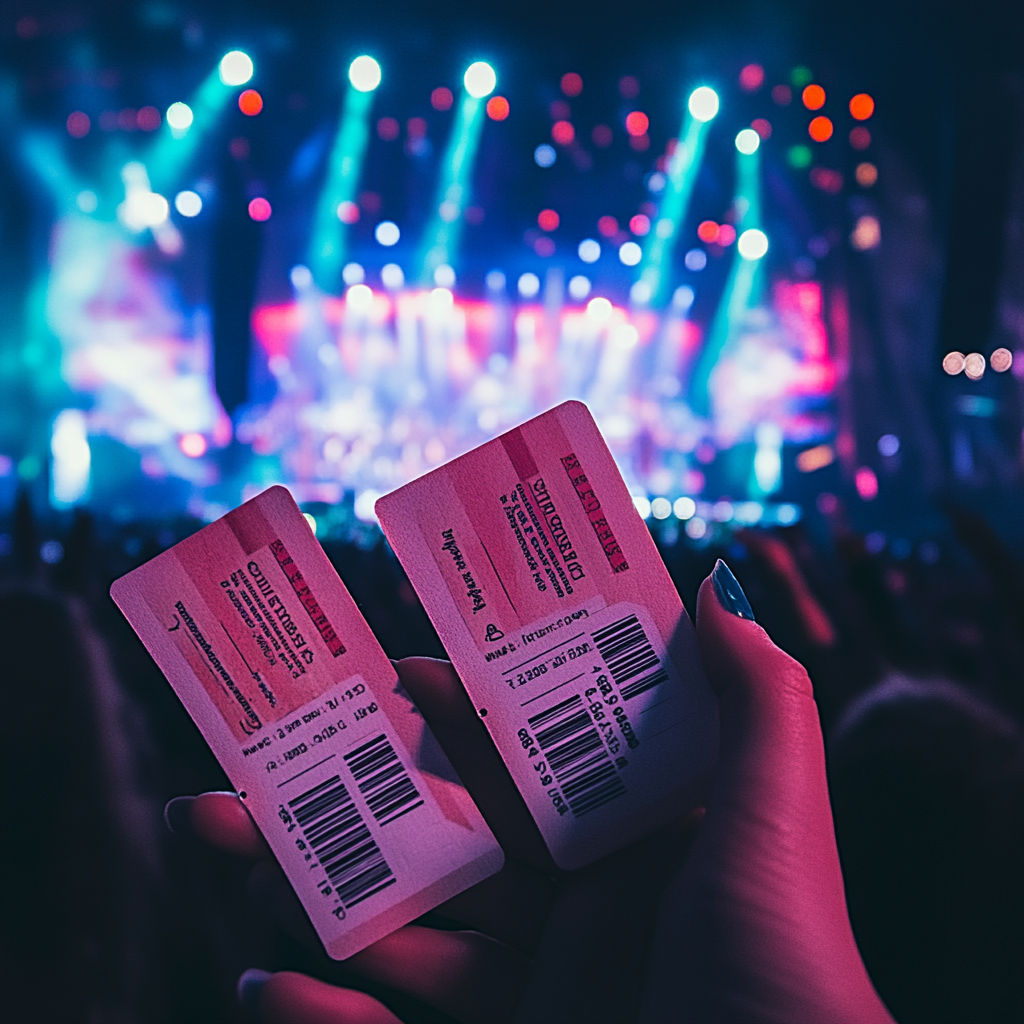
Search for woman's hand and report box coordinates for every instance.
[168,561,894,1024]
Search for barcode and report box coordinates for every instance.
[289,776,396,908]
[527,694,626,816]
[591,614,668,701]
[343,733,424,826]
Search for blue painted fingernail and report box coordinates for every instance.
[712,559,755,621]
[163,796,195,838]
[237,968,272,1011]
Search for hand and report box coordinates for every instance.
[169,561,894,1023]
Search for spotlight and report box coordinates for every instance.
[166,102,193,131]
[688,86,719,122]
[349,55,382,92]
[464,61,496,99]
[174,190,202,217]
[219,51,254,87]
[737,228,768,260]
[735,128,760,154]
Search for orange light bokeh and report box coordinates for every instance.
[697,220,720,243]
[808,116,834,142]
[238,89,263,116]
[486,96,510,120]
[849,93,875,120]
[855,162,878,187]
[802,84,826,110]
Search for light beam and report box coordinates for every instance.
[636,86,718,306]
[307,57,381,291]
[418,62,495,282]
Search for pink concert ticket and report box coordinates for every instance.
[376,401,718,869]
[111,486,502,959]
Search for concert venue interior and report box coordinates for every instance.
[1,1,1021,1022]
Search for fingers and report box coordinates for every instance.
[395,657,555,870]
[348,925,530,1024]
[257,971,402,1024]
[693,560,844,891]
[435,859,557,953]
[638,561,891,1022]
[188,791,271,858]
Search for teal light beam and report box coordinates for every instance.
[417,90,487,282]
[637,111,713,305]
[147,69,234,195]
[308,84,375,292]
[689,145,763,416]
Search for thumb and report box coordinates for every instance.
[695,559,847,939]
[640,561,891,1023]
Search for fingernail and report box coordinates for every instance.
[712,559,755,621]
[237,968,271,1012]
[163,796,196,838]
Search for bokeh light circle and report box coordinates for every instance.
[625,111,649,136]
[248,197,271,221]
[534,144,556,167]
[349,55,382,92]
[619,241,642,266]
[66,111,90,137]
[737,228,768,260]
[347,284,373,310]
[561,72,583,97]
[538,209,559,231]
[808,116,833,142]
[990,348,1013,372]
[219,51,254,87]
[551,120,575,145]
[486,96,509,120]
[381,263,405,290]
[431,87,453,111]
[688,86,720,122]
[942,351,965,375]
[849,93,875,120]
[238,89,263,115]
[375,220,400,246]
[739,64,764,91]
[855,162,878,187]
[166,102,193,130]
[568,275,591,300]
[518,272,540,298]
[578,238,601,263]
[174,190,202,217]
[464,62,497,99]
[697,221,719,243]
[964,353,986,380]
[802,84,826,110]
[735,127,760,154]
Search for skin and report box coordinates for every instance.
[184,572,895,1024]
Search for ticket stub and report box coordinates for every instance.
[376,401,718,870]
[111,486,502,959]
